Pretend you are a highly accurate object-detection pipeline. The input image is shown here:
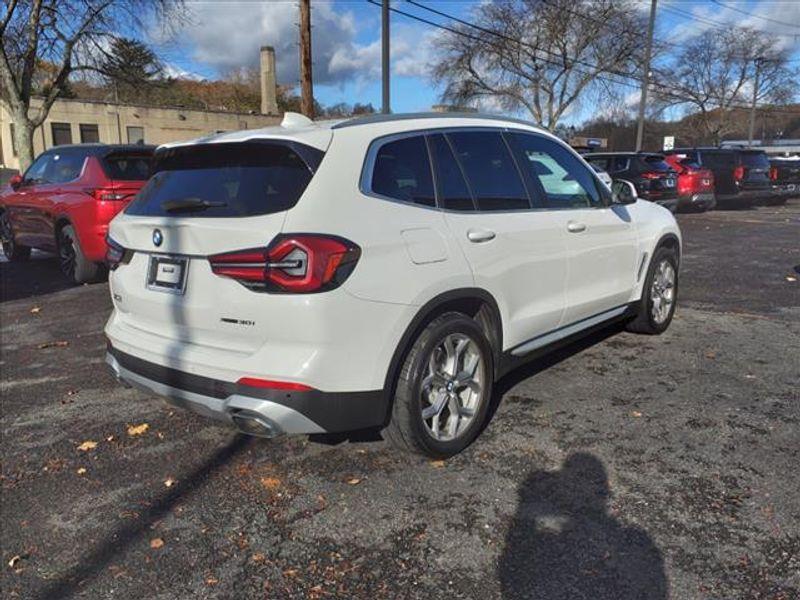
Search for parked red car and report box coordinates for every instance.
[0,144,154,283]
[663,153,716,212]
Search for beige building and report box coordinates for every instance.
[0,46,280,172]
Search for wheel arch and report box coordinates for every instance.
[380,288,504,423]
[655,232,681,264]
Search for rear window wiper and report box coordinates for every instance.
[161,197,227,212]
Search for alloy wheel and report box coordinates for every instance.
[650,259,676,324]
[420,333,485,441]
[0,213,14,254]
[59,228,76,280]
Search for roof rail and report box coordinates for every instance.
[331,111,543,131]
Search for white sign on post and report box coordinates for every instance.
[663,136,675,151]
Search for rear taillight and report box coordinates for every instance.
[209,234,361,293]
[769,166,778,181]
[105,235,126,270]
[85,188,131,201]
[677,174,692,196]
[641,172,662,180]
[733,166,745,182]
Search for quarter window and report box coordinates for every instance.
[511,133,602,209]
[370,136,436,207]
[428,134,474,211]
[446,131,530,211]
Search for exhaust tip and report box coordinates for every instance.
[230,411,280,438]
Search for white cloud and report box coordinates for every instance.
[158,2,435,88]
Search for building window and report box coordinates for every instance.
[79,124,100,143]
[51,122,72,146]
[127,126,145,144]
[10,123,17,157]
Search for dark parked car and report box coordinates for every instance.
[768,156,800,204]
[585,152,678,212]
[664,148,771,208]
[663,153,715,212]
[0,144,154,283]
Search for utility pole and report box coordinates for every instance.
[748,57,762,147]
[299,0,314,119]
[635,0,657,152]
[381,0,390,114]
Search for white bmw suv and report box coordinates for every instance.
[105,112,680,457]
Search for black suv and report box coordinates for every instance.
[584,152,678,212]
[664,148,771,208]
[769,156,800,205]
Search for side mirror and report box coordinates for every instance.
[611,179,637,205]
[9,174,22,190]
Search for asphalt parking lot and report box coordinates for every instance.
[2,200,799,599]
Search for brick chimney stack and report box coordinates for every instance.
[260,46,278,115]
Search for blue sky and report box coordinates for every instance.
[154,0,800,124]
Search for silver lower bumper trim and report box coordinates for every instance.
[105,353,326,436]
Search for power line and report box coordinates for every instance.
[709,0,800,30]
[660,1,800,38]
[390,0,799,115]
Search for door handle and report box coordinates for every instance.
[467,229,496,243]
[567,221,587,233]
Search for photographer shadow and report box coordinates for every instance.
[499,453,668,599]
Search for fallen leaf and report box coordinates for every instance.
[106,435,114,442]
[150,538,164,549]
[346,477,362,485]
[77,440,98,451]
[77,467,87,475]
[127,423,149,436]
[251,553,266,563]
[430,460,446,468]
[631,411,643,418]
[8,554,25,568]
[38,340,69,349]
[66,389,78,396]
[745,374,756,379]
[30,306,41,314]
[705,351,716,360]
[164,478,176,488]
[260,476,281,490]
[786,276,797,282]
[205,576,219,586]
[283,568,299,578]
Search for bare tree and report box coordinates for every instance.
[654,27,798,145]
[0,0,184,170]
[430,0,646,131]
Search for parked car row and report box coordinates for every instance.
[2,112,682,457]
[585,147,798,212]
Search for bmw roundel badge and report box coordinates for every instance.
[152,229,163,247]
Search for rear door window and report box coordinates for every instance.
[428,133,474,211]
[446,131,530,211]
[510,133,601,209]
[125,142,320,218]
[103,153,153,181]
[610,156,629,173]
[370,135,436,207]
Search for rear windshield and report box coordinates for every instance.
[102,153,153,181]
[125,142,319,218]
[701,152,736,168]
[740,152,770,169]
[638,155,672,171]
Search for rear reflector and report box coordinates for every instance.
[237,377,315,392]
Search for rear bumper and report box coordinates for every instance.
[106,345,388,436]
[678,193,716,210]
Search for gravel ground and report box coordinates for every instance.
[1,200,798,599]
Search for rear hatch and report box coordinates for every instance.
[698,151,737,195]
[108,140,323,352]
[771,158,800,184]
[738,150,770,190]
[635,155,677,200]
[99,148,155,201]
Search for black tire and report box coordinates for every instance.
[626,246,678,335]
[0,211,31,262]
[383,312,494,458]
[58,224,99,284]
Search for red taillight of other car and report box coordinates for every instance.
[733,165,745,182]
[769,166,778,181]
[208,234,361,293]
[84,187,134,201]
